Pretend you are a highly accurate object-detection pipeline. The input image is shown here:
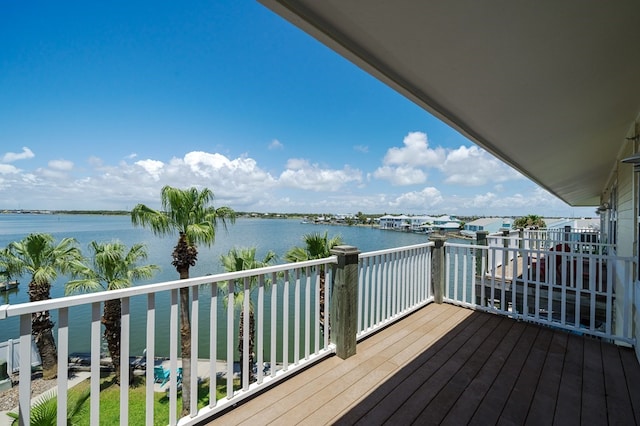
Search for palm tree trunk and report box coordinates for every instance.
[102,299,122,383]
[319,270,327,335]
[28,281,57,379]
[238,308,256,383]
[173,234,196,417]
[179,285,192,416]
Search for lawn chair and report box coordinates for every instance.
[176,367,183,389]
[154,366,170,387]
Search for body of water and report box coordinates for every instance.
[0,214,431,358]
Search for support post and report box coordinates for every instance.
[502,229,510,248]
[475,231,488,277]
[330,245,360,359]
[518,228,524,250]
[429,234,447,304]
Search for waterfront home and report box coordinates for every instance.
[378,214,426,231]
[461,217,511,238]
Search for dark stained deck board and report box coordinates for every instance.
[525,331,568,425]
[379,312,497,424]
[581,337,607,426]
[413,314,513,425]
[620,348,640,424]
[553,333,584,426]
[205,304,640,426]
[438,317,520,426]
[468,322,540,426]
[601,341,636,425]
[439,319,526,426]
[334,308,482,426]
[498,326,554,426]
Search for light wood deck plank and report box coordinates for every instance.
[205,303,640,426]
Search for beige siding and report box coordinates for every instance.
[606,120,639,359]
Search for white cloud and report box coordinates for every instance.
[135,159,165,181]
[285,158,309,170]
[2,147,35,163]
[0,141,588,216]
[279,160,362,191]
[49,159,74,171]
[268,139,284,150]
[0,164,20,174]
[382,132,445,167]
[353,145,369,153]
[389,187,443,209]
[373,165,426,185]
[88,156,103,167]
[374,132,444,185]
[440,146,522,186]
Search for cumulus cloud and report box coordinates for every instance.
[268,139,284,150]
[49,159,74,171]
[279,160,362,191]
[0,164,20,174]
[440,145,522,186]
[88,156,103,167]
[285,158,309,170]
[2,147,35,163]
[135,159,165,181]
[389,187,443,209]
[373,165,426,185]
[374,132,444,185]
[461,187,568,214]
[382,132,445,167]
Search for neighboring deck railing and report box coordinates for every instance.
[444,241,635,344]
[357,242,434,340]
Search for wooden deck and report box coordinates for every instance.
[206,303,640,425]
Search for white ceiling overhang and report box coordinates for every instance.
[259,0,640,206]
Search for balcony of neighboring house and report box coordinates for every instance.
[0,229,638,425]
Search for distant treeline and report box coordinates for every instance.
[54,210,131,215]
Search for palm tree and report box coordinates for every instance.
[284,232,343,333]
[130,185,235,415]
[65,241,158,383]
[2,234,83,379]
[513,214,546,229]
[220,247,276,383]
[7,387,90,426]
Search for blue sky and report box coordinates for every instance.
[0,1,593,217]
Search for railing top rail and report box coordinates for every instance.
[0,255,337,319]
[445,242,487,249]
[359,242,434,259]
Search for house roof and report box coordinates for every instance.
[465,217,505,227]
[259,1,640,207]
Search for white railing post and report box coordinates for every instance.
[330,245,360,359]
[18,314,31,426]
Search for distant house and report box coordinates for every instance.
[461,217,510,237]
[377,214,459,233]
[545,217,599,232]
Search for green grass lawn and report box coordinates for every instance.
[69,374,234,426]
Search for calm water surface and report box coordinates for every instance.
[0,214,429,357]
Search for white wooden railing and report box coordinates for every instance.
[444,242,635,344]
[357,242,434,339]
[0,256,337,426]
[0,337,40,374]
[1,237,636,425]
